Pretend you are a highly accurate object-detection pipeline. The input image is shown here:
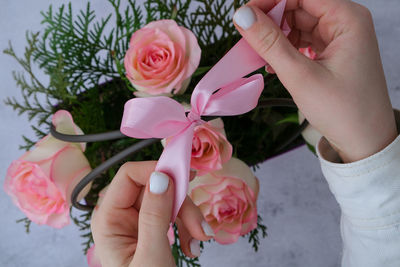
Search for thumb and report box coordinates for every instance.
[134,171,175,265]
[233,5,317,87]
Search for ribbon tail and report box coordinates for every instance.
[155,124,195,221]
[268,0,286,26]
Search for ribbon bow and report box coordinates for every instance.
[121,0,289,220]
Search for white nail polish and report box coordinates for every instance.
[201,220,215,237]
[190,239,201,257]
[233,6,256,30]
[149,172,169,194]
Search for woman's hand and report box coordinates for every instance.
[233,0,398,162]
[91,161,214,267]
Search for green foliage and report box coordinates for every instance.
[244,216,268,252]
[4,32,53,128]
[275,113,299,126]
[4,0,306,266]
[172,224,201,267]
[16,217,32,234]
[306,143,317,155]
[71,209,94,254]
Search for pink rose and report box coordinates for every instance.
[87,245,102,267]
[191,118,233,175]
[188,158,259,244]
[4,110,92,228]
[163,118,233,175]
[124,19,201,96]
[299,46,317,60]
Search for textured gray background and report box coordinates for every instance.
[1,1,399,266]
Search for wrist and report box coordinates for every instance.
[333,120,398,163]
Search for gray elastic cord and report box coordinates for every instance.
[258,98,298,108]
[273,120,309,153]
[48,97,306,211]
[71,138,159,211]
[50,125,126,142]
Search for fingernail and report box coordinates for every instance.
[149,172,169,194]
[189,239,201,257]
[233,6,256,30]
[201,220,215,237]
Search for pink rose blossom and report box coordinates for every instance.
[163,118,233,175]
[299,46,317,60]
[191,118,233,175]
[87,245,102,267]
[124,19,201,96]
[188,158,259,244]
[4,110,92,228]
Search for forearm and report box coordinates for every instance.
[317,134,400,267]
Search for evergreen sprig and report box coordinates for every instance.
[172,224,201,267]
[70,209,94,254]
[243,216,268,252]
[4,32,53,128]
[16,217,32,234]
[186,0,246,49]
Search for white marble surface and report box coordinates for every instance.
[1,1,399,266]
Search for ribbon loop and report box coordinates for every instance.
[202,74,264,116]
[190,39,267,116]
[121,96,189,139]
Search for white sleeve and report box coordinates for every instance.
[317,135,400,267]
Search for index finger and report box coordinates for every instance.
[101,161,157,210]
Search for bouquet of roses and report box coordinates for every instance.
[4,0,316,266]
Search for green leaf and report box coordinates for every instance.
[306,143,317,155]
[275,113,299,125]
[192,66,212,78]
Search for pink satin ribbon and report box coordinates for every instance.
[121,0,289,220]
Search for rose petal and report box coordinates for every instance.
[87,245,102,267]
[190,186,212,206]
[179,26,201,87]
[52,110,86,151]
[50,145,91,203]
[21,135,68,163]
[214,229,240,245]
[212,158,258,195]
[45,209,70,229]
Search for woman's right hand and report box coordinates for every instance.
[233,0,398,163]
